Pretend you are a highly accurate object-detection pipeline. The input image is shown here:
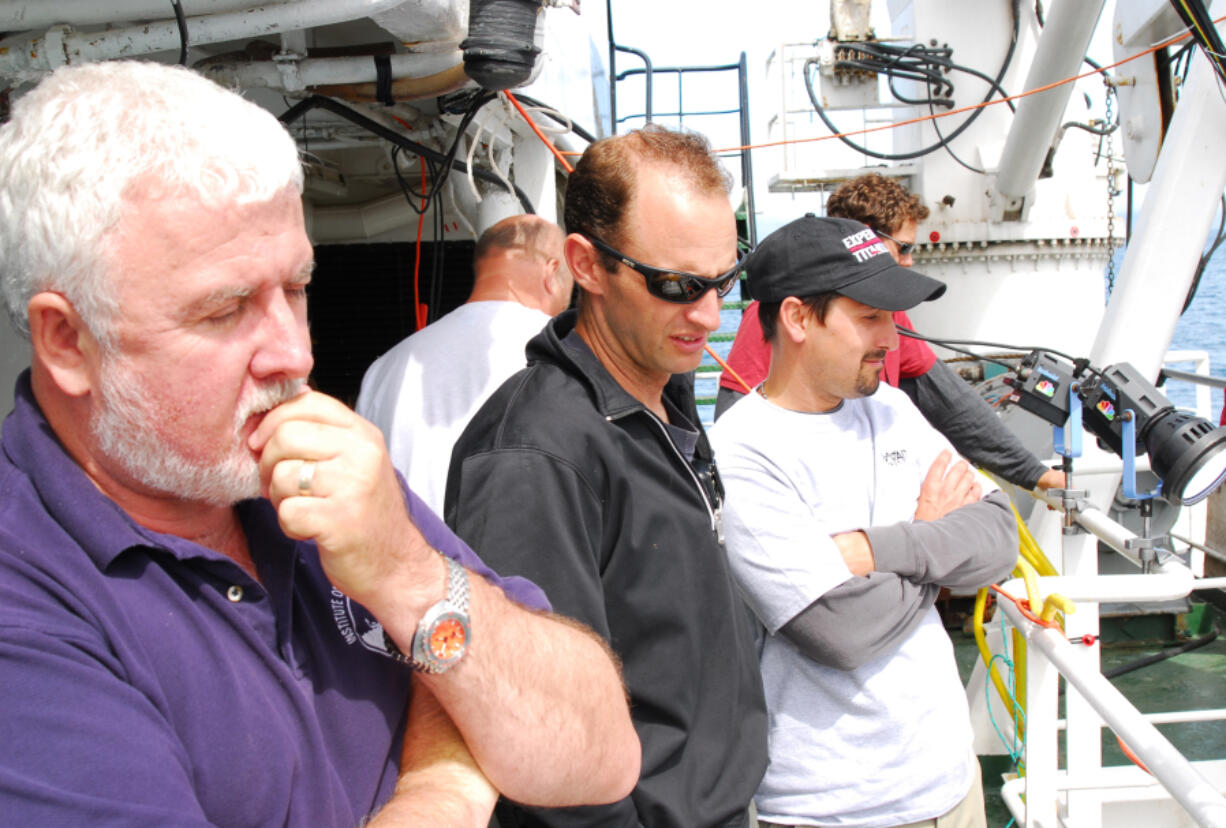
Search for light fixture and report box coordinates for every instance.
[1007,355,1226,505]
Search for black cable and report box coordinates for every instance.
[896,325,1102,378]
[905,335,1018,373]
[279,95,537,326]
[388,88,492,215]
[1061,119,1118,137]
[852,40,1016,113]
[802,0,1018,163]
[277,95,535,214]
[1169,0,1226,87]
[1102,626,1219,680]
[860,41,1003,173]
[390,147,438,216]
[1172,40,1197,84]
[384,92,494,321]
[1081,54,1112,81]
[927,94,986,174]
[171,0,189,66]
[1183,194,1226,314]
[842,41,956,102]
[505,92,598,144]
[886,73,953,108]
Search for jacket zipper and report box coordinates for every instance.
[608,410,724,542]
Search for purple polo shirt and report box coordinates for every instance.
[0,373,547,826]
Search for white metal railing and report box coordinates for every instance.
[1161,350,1219,420]
[989,487,1226,827]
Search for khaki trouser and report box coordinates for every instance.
[758,770,986,828]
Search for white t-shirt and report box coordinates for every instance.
[356,301,550,516]
[710,386,980,827]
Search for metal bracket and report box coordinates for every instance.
[1050,486,1089,535]
[1120,410,1161,501]
[1053,383,1083,460]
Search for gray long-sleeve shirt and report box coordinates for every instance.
[782,489,1017,670]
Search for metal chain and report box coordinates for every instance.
[1104,81,1118,297]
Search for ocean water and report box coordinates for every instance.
[1168,246,1226,418]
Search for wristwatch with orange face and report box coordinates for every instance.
[385,552,471,674]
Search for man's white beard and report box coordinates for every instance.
[92,357,304,507]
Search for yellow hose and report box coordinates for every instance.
[973,583,1024,742]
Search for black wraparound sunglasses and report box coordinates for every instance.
[582,233,745,304]
[875,230,915,257]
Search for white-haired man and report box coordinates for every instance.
[358,213,571,516]
[0,60,638,826]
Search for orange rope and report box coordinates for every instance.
[1116,734,1153,775]
[504,90,575,174]
[707,22,1203,156]
[704,344,754,394]
[990,584,1062,630]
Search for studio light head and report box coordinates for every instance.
[1008,355,1226,505]
[1003,351,1076,426]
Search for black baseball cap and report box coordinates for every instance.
[745,214,946,310]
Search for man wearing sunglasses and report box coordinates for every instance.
[445,125,768,827]
[716,174,1064,492]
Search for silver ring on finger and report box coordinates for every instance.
[297,460,317,497]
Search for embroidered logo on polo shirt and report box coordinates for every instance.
[881,449,907,466]
[331,586,394,656]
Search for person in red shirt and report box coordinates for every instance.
[717,174,1063,491]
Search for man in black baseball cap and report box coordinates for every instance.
[709,213,1016,828]
[742,214,945,410]
[745,214,945,310]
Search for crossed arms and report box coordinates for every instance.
[721,447,1017,673]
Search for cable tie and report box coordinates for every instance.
[375,56,393,107]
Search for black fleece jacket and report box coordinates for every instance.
[445,310,767,828]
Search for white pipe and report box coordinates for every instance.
[992,0,1107,208]
[1000,605,1226,826]
[997,571,1193,606]
[202,52,463,92]
[1052,709,1226,729]
[1090,7,1226,377]
[1144,709,1226,726]
[1031,488,1191,571]
[1007,764,1187,791]
[0,0,260,29]
[0,0,407,80]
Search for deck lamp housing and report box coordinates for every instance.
[1007,355,1226,505]
[1077,363,1226,505]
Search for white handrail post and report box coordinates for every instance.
[1062,529,1105,827]
[1024,637,1062,827]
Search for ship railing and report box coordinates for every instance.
[1161,349,1221,421]
[992,487,1226,827]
